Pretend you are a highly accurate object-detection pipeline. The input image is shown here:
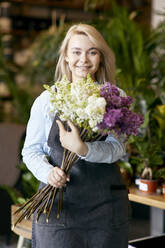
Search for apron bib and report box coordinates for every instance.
[32,115,130,248]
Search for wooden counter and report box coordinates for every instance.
[11,205,32,240]
[128,186,165,210]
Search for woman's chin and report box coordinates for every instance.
[77,71,90,79]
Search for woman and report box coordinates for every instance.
[22,24,130,248]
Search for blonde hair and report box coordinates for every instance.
[55,24,116,84]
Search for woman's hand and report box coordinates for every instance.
[47,167,70,188]
[56,120,88,156]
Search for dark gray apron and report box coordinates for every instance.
[32,116,131,248]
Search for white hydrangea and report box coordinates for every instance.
[43,74,106,133]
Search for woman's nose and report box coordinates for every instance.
[80,52,88,63]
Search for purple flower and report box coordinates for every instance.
[120,96,133,107]
[98,83,144,137]
[104,109,123,127]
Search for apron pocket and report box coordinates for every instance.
[110,185,131,228]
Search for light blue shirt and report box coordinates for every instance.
[22,89,126,184]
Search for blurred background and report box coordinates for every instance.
[0,0,165,247]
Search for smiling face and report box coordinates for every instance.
[65,34,101,82]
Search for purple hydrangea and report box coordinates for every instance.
[98,83,144,137]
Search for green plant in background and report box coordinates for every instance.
[155,168,165,184]
[152,104,165,151]
[0,34,35,124]
[17,162,40,199]
[23,16,70,85]
[0,185,25,205]
[0,35,14,85]
[128,110,164,180]
[0,17,70,124]
[129,137,163,180]
[87,0,155,111]
[85,0,165,183]
[0,35,15,121]
[146,20,165,104]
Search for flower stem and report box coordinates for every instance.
[46,187,58,223]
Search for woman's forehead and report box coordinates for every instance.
[67,34,96,49]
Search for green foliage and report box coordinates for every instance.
[0,35,14,83]
[151,105,165,151]
[0,185,25,204]
[87,1,165,181]
[145,21,165,104]
[0,35,35,124]
[91,1,154,109]
[5,80,35,124]
[23,23,70,85]
[128,109,164,179]
[18,162,40,199]
[129,137,163,178]
[155,167,165,182]
[117,161,133,176]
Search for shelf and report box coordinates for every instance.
[9,0,85,9]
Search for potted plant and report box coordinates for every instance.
[128,110,164,194]
[130,139,163,194]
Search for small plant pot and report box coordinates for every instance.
[134,177,141,188]
[139,179,158,194]
[162,184,165,199]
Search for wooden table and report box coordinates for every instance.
[128,186,165,236]
[128,186,165,210]
[11,204,32,247]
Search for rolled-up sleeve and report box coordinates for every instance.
[83,135,126,164]
[22,91,54,184]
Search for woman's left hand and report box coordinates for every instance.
[56,120,88,156]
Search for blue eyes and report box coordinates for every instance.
[73,51,98,56]
[90,51,97,55]
[73,51,81,55]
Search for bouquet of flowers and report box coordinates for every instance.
[13,75,143,226]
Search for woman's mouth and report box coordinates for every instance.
[76,66,91,70]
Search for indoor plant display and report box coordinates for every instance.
[129,111,164,194]
[129,139,163,194]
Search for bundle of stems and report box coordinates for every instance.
[13,127,102,228]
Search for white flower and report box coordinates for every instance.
[43,74,105,133]
[85,95,106,121]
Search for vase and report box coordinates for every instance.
[139,179,158,194]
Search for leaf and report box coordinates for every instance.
[141,111,150,128]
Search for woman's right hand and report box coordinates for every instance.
[47,167,70,188]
